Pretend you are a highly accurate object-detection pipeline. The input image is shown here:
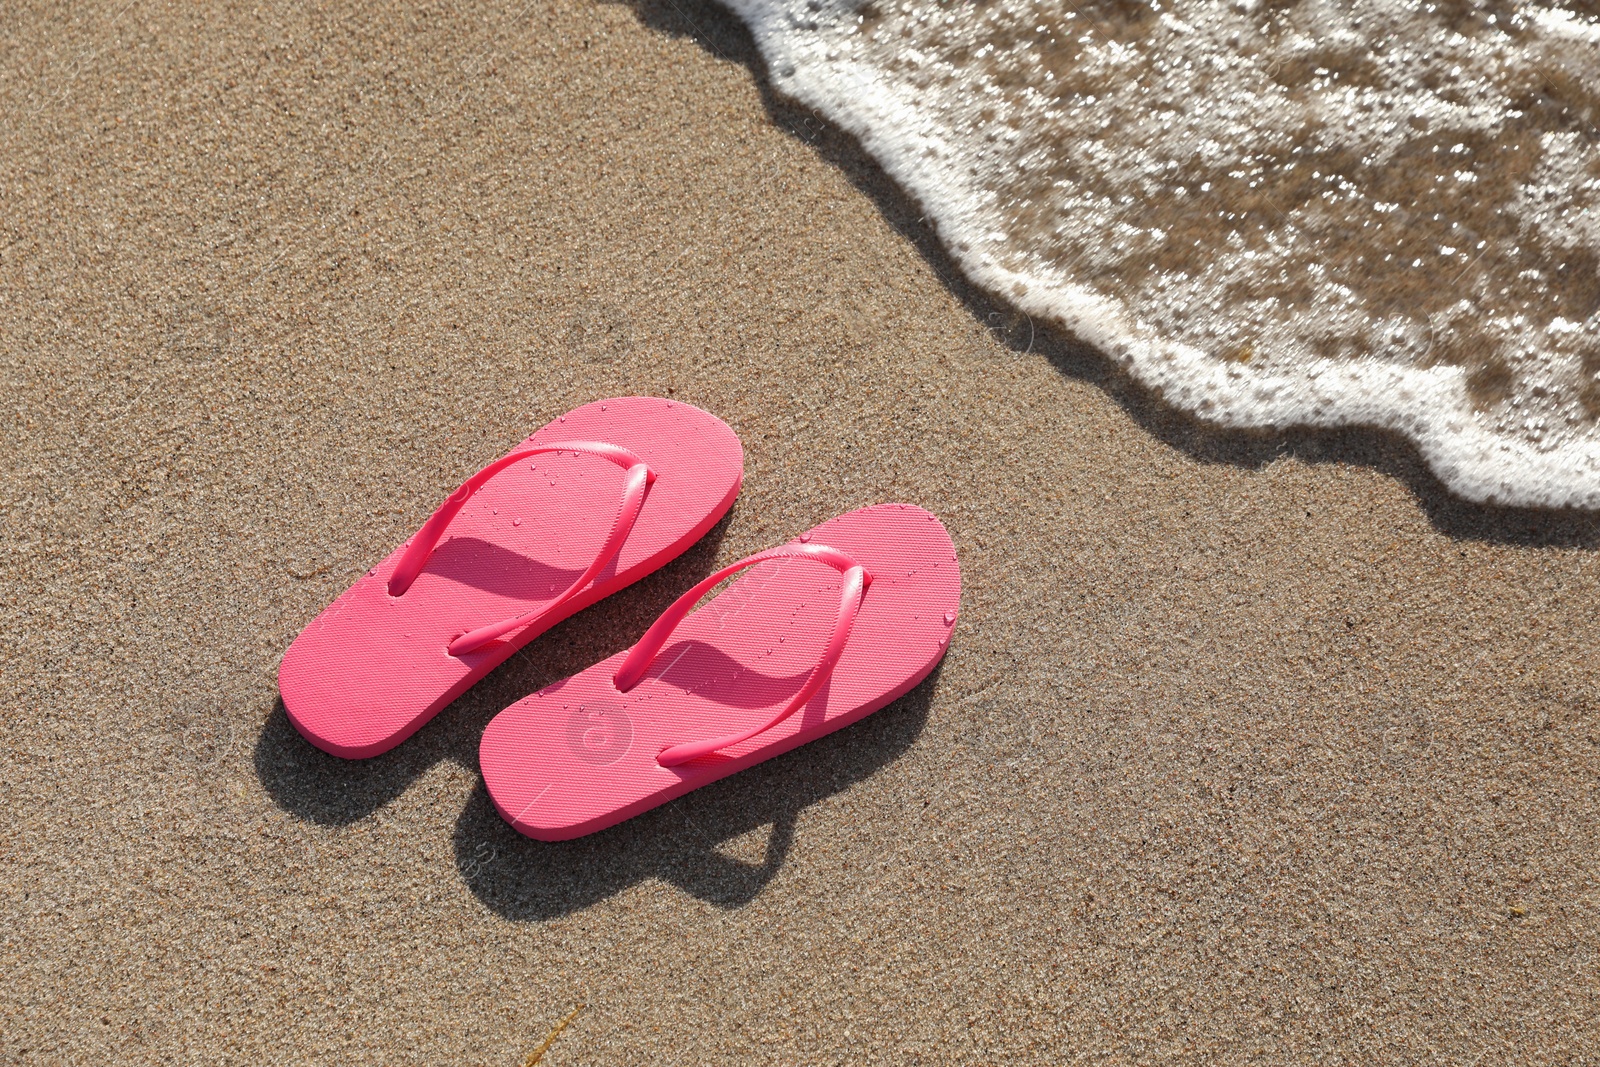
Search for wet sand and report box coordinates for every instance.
[2,0,1598,1061]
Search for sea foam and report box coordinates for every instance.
[722,0,1600,507]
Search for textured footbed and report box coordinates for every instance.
[278,398,743,758]
[479,504,961,841]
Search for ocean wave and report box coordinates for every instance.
[724,0,1600,507]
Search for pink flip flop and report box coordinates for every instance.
[279,397,743,759]
[479,504,960,840]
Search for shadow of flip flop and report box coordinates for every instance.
[450,662,942,920]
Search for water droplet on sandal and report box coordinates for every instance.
[529,463,537,471]
[944,611,955,625]
[799,532,812,542]
[512,517,522,526]
[601,404,607,411]
[558,415,566,422]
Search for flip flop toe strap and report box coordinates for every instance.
[383,440,656,656]
[611,542,871,767]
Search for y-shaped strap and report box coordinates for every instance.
[611,542,870,767]
[384,440,655,656]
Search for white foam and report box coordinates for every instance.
[722,0,1600,507]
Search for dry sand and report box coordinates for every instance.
[2,0,1598,1062]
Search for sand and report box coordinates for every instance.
[2,0,1598,1062]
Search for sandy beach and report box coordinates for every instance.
[3,0,1598,1061]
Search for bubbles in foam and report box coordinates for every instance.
[726,0,1600,506]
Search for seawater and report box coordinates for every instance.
[723,0,1600,506]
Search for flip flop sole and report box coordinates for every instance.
[279,398,743,758]
[480,504,960,840]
